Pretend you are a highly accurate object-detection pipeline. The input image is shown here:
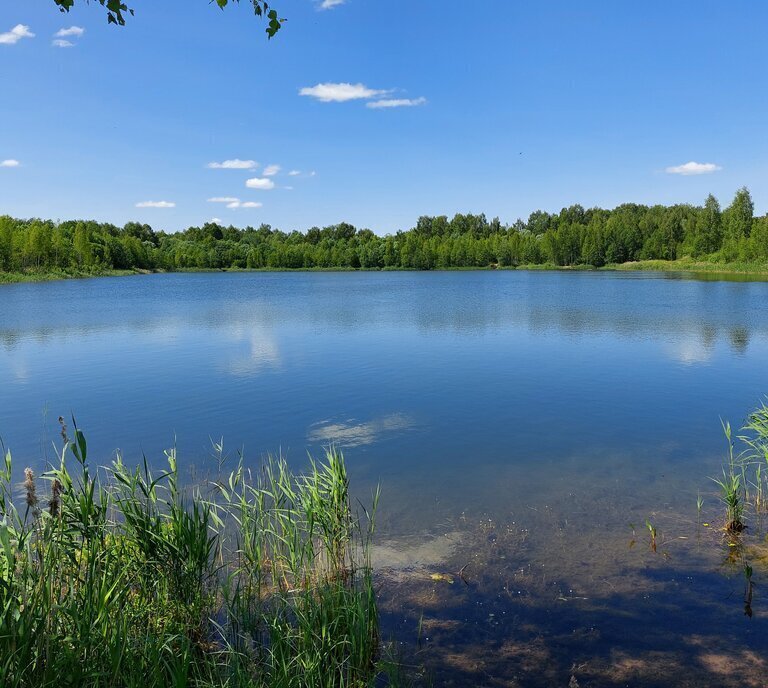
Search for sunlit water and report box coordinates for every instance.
[2,271,768,686]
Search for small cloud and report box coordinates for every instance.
[135,200,175,208]
[55,26,85,37]
[207,196,240,203]
[284,186,294,190]
[209,217,223,224]
[309,171,317,177]
[665,161,722,176]
[245,177,275,190]
[367,97,427,109]
[0,159,20,168]
[0,24,35,45]
[263,164,281,177]
[288,170,301,176]
[224,200,263,209]
[207,159,257,170]
[52,39,74,48]
[319,0,346,9]
[299,82,389,103]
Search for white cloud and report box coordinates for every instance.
[52,39,74,48]
[263,164,281,177]
[209,217,223,224]
[245,177,275,190]
[309,171,317,177]
[0,24,35,45]
[135,200,175,208]
[223,200,264,209]
[288,170,301,176]
[0,159,20,168]
[55,26,85,37]
[299,82,389,103]
[207,159,257,170]
[207,196,240,203]
[319,0,346,9]
[367,97,427,109]
[665,161,722,176]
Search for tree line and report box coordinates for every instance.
[1,188,766,275]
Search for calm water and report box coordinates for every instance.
[2,271,768,685]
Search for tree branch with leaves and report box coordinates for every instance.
[52,0,284,36]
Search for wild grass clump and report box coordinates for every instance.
[0,421,393,688]
[710,402,768,535]
[712,421,745,533]
[742,401,768,517]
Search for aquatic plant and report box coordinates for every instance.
[711,421,746,534]
[742,400,768,516]
[712,469,745,534]
[0,426,395,688]
[645,519,658,552]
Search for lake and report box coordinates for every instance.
[2,270,767,686]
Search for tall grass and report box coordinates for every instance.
[710,401,768,534]
[711,420,745,533]
[0,422,393,688]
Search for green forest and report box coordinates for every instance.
[1,188,767,277]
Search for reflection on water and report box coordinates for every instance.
[307,413,415,447]
[221,325,282,376]
[2,270,768,685]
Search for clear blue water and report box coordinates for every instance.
[2,270,767,685]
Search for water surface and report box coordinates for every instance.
[1,271,767,685]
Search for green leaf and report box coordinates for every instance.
[74,427,87,463]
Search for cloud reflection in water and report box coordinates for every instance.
[307,413,415,448]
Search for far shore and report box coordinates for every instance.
[3,258,768,285]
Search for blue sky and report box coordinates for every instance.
[1,0,767,234]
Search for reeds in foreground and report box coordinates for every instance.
[0,425,397,688]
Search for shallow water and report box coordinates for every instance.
[2,270,767,685]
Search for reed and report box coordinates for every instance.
[0,426,396,688]
[645,519,658,552]
[711,421,746,534]
[742,400,768,516]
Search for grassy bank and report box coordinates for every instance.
[0,423,395,688]
[604,257,768,276]
[0,268,143,284]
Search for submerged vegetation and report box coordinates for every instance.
[2,188,768,281]
[0,421,392,688]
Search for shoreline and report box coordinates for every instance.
[3,259,768,284]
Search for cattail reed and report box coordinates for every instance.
[58,416,68,443]
[49,478,62,517]
[23,467,38,512]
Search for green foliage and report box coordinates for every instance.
[51,0,284,36]
[711,420,746,533]
[1,188,767,279]
[0,428,391,687]
[708,402,768,534]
